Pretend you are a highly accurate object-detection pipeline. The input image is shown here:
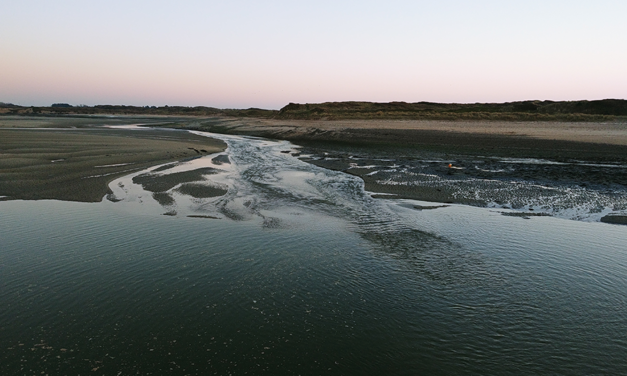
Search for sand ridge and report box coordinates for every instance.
[220,118,627,146]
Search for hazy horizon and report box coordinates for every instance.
[2,1,626,110]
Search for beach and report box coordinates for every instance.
[179,117,627,223]
[0,117,225,202]
[2,115,627,221]
[2,115,627,374]
[182,117,627,160]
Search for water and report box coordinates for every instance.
[302,147,627,222]
[1,130,627,375]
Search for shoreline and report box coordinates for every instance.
[182,117,627,162]
[179,117,627,224]
[0,124,226,202]
[2,115,627,223]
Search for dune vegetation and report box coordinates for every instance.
[2,99,627,121]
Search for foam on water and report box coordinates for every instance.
[100,129,627,225]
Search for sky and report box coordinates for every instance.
[2,1,626,109]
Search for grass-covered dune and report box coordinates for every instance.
[276,99,627,121]
[2,99,626,121]
[0,103,275,118]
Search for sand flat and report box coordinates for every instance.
[239,118,627,145]
[3,114,627,202]
[0,126,225,202]
[187,117,627,163]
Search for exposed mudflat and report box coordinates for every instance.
[0,119,225,202]
[3,115,626,222]
[183,117,627,159]
[177,117,627,222]
[296,145,627,222]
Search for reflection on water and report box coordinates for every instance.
[1,130,627,375]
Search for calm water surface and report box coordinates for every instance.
[1,130,627,375]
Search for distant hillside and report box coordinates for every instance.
[0,104,277,118]
[276,99,627,121]
[1,99,626,121]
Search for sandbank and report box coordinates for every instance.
[0,124,225,202]
[183,117,627,162]
[179,117,627,223]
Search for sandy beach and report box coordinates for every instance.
[176,117,627,224]
[238,118,627,145]
[185,117,627,162]
[0,120,225,202]
[2,115,627,216]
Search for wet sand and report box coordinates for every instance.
[281,118,627,146]
[182,117,627,223]
[0,126,225,202]
[185,117,627,162]
[3,115,627,223]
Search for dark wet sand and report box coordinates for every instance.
[3,115,627,222]
[182,117,627,224]
[186,117,627,162]
[0,127,225,202]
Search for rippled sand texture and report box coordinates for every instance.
[184,117,627,159]
[108,153,232,217]
[180,117,627,223]
[0,127,225,201]
[302,150,627,222]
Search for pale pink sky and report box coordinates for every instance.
[2,1,626,109]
